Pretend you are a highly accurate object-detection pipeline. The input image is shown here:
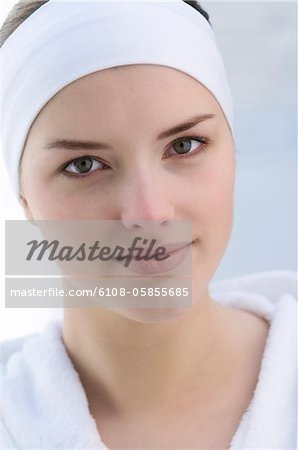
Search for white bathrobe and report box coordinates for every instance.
[1,270,297,449]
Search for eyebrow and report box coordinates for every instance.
[44,113,216,151]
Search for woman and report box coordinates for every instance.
[1,1,297,449]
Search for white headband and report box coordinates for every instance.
[1,0,234,198]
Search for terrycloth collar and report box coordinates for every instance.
[2,319,108,449]
[1,271,297,449]
[228,292,297,449]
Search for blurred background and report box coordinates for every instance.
[0,1,297,339]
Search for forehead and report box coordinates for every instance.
[29,64,222,137]
[41,64,218,110]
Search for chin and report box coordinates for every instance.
[111,307,190,324]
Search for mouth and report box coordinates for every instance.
[157,240,196,259]
[121,240,195,275]
[160,241,194,256]
[115,240,195,260]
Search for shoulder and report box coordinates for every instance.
[0,331,39,448]
[1,332,37,366]
[0,320,63,380]
[0,321,65,447]
[210,270,297,367]
[1,318,62,358]
[0,320,102,448]
[214,273,297,448]
[214,270,297,362]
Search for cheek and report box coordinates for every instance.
[206,168,234,218]
[193,151,235,234]
[21,172,116,220]
[21,163,76,219]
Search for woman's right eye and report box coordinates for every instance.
[63,156,108,176]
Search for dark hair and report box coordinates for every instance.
[0,0,210,47]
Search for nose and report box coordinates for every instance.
[122,219,168,233]
[120,170,174,233]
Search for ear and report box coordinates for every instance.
[19,194,35,224]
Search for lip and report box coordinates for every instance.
[157,241,192,256]
[116,241,192,259]
[115,241,194,275]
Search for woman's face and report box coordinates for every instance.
[20,64,235,319]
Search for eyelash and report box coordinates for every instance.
[60,134,210,179]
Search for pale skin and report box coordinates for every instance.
[20,65,269,449]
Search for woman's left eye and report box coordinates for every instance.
[165,135,208,159]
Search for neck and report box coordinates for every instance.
[62,290,237,418]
